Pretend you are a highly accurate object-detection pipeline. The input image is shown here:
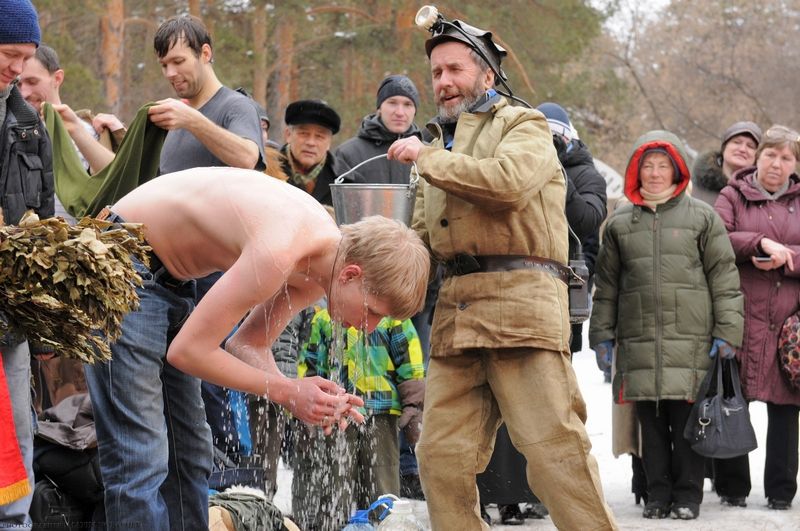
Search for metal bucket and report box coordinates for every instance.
[330,154,419,226]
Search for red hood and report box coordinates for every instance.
[624,140,691,206]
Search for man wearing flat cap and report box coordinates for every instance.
[388,16,617,531]
[281,99,347,206]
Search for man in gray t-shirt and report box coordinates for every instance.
[157,84,265,174]
[148,17,264,174]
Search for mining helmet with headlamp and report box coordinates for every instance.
[422,16,508,85]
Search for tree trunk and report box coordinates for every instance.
[275,17,296,128]
[188,0,202,18]
[252,1,269,109]
[100,0,124,115]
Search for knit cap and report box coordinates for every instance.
[0,0,41,46]
[537,102,572,141]
[376,75,420,110]
[721,121,762,151]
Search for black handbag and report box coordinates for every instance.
[683,355,758,458]
[30,477,91,531]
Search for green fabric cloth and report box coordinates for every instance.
[286,148,324,188]
[44,102,167,218]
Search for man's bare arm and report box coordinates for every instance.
[147,98,260,169]
[52,103,115,174]
[166,254,362,426]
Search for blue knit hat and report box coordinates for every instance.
[0,0,41,46]
[537,102,572,141]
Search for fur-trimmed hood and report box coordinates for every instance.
[691,150,728,194]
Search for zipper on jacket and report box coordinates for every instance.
[653,210,662,408]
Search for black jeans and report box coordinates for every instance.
[636,400,704,506]
[714,402,799,502]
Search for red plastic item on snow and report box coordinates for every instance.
[778,313,800,390]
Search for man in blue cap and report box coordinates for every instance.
[0,0,55,527]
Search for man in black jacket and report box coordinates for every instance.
[334,75,430,499]
[334,74,423,185]
[537,102,607,353]
[0,0,55,525]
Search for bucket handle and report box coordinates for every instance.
[335,153,420,186]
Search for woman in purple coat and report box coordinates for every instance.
[714,125,800,511]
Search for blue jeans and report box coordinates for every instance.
[0,340,33,528]
[398,429,419,476]
[84,259,212,530]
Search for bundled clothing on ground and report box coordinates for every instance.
[334,113,422,184]
[590,129,744,518]
[292,309,424,531]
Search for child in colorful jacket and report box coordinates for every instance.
[291,307,425,531]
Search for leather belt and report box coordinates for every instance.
[442,253,572,284]
[96,207,188,289]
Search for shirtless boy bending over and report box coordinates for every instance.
[84,167,430,529]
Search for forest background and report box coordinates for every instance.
[32,0,800,174]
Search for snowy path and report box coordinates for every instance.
[272,330,800,530]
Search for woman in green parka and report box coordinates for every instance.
[589,130,744,521]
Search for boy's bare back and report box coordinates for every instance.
[109,168,358,427]
[113,167,339,282]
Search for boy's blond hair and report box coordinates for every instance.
[339,216,429,319]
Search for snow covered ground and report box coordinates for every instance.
[272,326,800,530]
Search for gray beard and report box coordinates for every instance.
[436,90,484,123]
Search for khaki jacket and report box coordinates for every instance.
[413,97,570,356]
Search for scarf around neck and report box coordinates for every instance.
[640,184,678,209]
[288,149,325,191]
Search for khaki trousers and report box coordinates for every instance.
[417,347,617,531]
